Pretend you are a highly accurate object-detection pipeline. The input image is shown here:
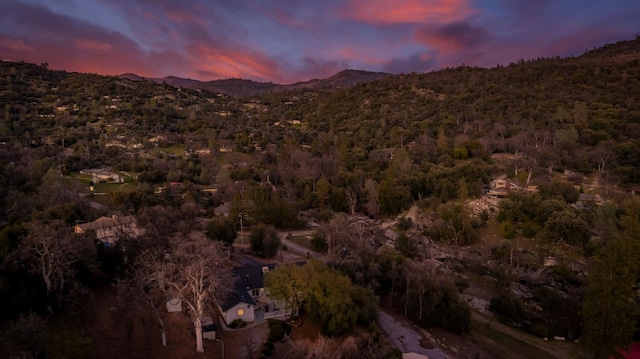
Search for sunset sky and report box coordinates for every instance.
[1,0,639,84]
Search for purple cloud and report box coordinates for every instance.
[1,0,639,83]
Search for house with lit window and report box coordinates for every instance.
[218,264,292,326]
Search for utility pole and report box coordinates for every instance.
[239,212,244,245]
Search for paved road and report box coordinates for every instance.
[232,251,266,266]
[278,231,323,260]
[378,310,449,359]
[232,229,324,265]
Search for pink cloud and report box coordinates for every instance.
[164,10,193,23]
[261,7,307,28]
[188,43,282,82]
[74,39,114,52]
[337,47,380,64]
[414,21,490,54]
[0,2,184,78]
[0,36,34,52]
[343,0,473,25]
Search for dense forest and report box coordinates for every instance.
[1,36,640,358]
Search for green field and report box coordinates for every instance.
[287,235,315,251]
[157,144,186,155]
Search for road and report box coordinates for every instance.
[232,251,266,266]
[278,230,324,260]
[378,310,449,359]
[232,229,323,266]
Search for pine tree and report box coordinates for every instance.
[582,211,640,358]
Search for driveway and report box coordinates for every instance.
[378,310,449,359]
[278,230,325,260]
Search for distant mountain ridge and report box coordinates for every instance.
[118,69,390,97]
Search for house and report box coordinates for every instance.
[214,202,231,217]
[73,215,140,246]
[201,316,216,340]
[195,148,211,155]
[218,264,291,326]
[487,179,521,198]
[402,353,429,359]
[166,293,182,313]
[79,168,124,183]
[576,193,604,207]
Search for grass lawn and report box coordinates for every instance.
[157,144,186,156]
[470,321,552,359]
[70,173,93,185]
[287,235,315,252]
[92,182,124,193]
[69,173,135,194]
[88,193,111,206]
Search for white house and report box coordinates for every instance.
[218,264,291,326]
[79,168,124,183]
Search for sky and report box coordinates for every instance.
[1,0,639,84]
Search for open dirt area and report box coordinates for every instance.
[85,286,268,359]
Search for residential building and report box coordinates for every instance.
[218,264,291,326]
[73,215,140,246]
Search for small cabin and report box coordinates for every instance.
[165,293,182,313]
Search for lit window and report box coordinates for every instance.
[237,308,244,317]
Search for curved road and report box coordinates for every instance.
[278,230,324,260]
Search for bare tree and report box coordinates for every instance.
[163,233,233,353]
[120,250,169,347]
[406,260,431,321]
[5,312,48,358]
[536,149,561,177]
[363,178,380,218]
[15,220,95,311]
[241,327,259,358]
[317,214,360,268]
[345,187,358,216]
[589,143,616,173]
[509,156,528,178]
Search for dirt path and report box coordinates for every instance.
[405,204,419,222]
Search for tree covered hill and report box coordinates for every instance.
[1,36,640,189]
[117,69,389,97]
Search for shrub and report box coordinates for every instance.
[490,293,529,326]
[396,217,413,231]
[249,224,281,258]
[455,279,469,292]
[264,341,274,350]
[267,319,291,342]
[310,233,328,252]
[500,221,516,239]
[229,319,247,329]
